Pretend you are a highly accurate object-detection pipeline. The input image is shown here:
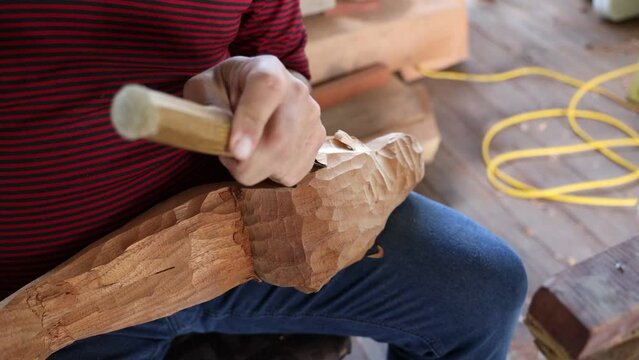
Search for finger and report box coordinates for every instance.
[228,145,275,186]
[313,122,327,157]
[225,116,285,186]
[182,69,231,109]
[221,145,272,186]
[271,119,324,187]
[219,156,238,173]
[235,100,303,186]
[270,141,316,186]
[308,99,325,155]
[231,58,288,161]
[222,151,273,186]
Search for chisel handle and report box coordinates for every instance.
[111,84,232,156]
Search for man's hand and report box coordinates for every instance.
[183,55,325,187]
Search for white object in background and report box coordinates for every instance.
[594,0,639,22]
[300,0,337,17]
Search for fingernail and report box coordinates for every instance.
[233,136,253,160]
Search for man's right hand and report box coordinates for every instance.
[183,55,326,187]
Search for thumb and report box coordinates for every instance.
[230,62,287,160]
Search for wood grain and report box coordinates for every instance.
[0,130,425,360]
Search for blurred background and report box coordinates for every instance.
[301,0,639,359]
[166,1,639,358]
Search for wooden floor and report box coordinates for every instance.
[412,0,639,358]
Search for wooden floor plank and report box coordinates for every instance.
[421,3,638,246]
[423,78,630,254]
[411,0,639,358]
[428,105,601,273]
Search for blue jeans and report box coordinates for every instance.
[50,193,527,360]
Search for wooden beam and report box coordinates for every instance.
[311,64,391,108]
[304,0,468,84]
[526,236,639,359]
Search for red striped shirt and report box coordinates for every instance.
[0,0,309,300]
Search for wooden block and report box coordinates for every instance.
[321,77,440,163]
[525,236,639,359]
[300,0,337,17]
[304,0,468,84]
[0,129,426,359]
[311,64,391,108]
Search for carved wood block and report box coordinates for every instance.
[0,131,425,360]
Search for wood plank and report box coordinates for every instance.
[421,2,638,253]
[311,64,391,108]
[424,78,635,360]
[465,1,637,246]
[304,0,468,84]
[412,0,639,358]
[423,85,610,264]
[321,77,441,162]
[526,236,639,359]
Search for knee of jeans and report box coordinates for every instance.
[439,234,528,358]
[384,193,528,319]
[486,239,528,313]
[457,233,528,326]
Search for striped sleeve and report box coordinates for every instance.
[230,0,310,79]
[0,0,247,299]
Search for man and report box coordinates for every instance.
[0,1,527,359]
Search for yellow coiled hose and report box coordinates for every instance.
[418,64,639,208]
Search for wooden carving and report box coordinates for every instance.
[0,129,425,359]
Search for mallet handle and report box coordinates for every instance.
[111,84,232,156]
